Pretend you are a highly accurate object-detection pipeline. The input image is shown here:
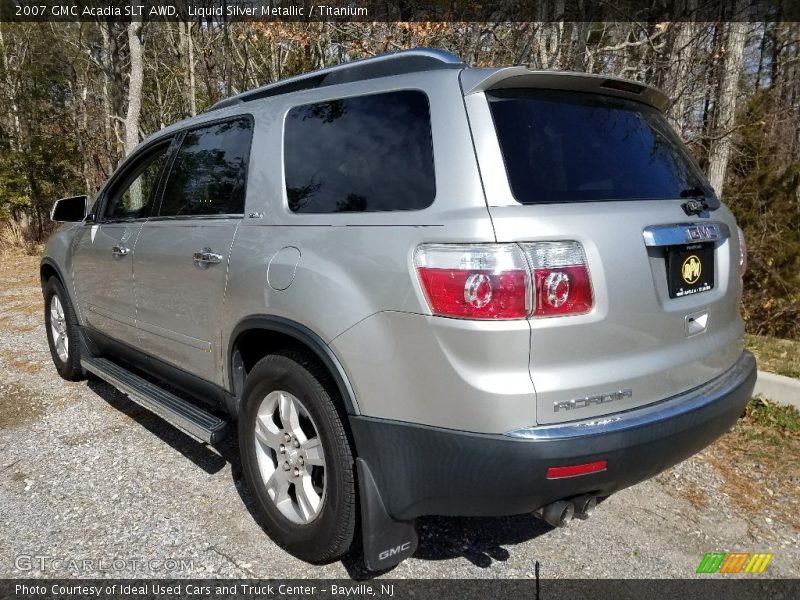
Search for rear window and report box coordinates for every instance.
[487,89,708,204]
[284,90,435,213]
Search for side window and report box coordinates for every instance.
[284,90,435,213]
[103,145,170,221]
[159,117,253,217]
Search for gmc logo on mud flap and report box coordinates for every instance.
[554,389,633,412]
[378,542,412,561]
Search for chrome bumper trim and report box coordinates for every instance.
[505,351,755,440]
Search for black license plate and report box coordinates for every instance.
[666,243,714,298]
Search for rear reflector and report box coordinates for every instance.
[414,244,531,319]
[546,460,608,479]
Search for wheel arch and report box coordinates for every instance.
[40,257,65,288]
[40,257,82,323]
[228,315,360,417]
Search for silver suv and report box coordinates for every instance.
[42,49,756,570]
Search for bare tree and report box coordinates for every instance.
[178,21,197,116]
[707,1,749,197]
[124,22,144,156]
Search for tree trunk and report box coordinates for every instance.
[665,7,697,132]
[178,21,197,117]
[124,22,144,156]
[0,24,22,152]
[706,5,748,197]
[100,22,122,170]
[188,23,196,115]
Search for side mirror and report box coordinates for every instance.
[50,195,88,222]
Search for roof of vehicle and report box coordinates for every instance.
[208,48,466,111]
[206,48,670,114]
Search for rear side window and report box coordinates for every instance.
[284,90,435,213]
[487,89,708,204]
[159,117,253,217]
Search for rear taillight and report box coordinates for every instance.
[737,226,747,278]
[521,242,594,317]
[414,244,531,319]
[414,241,593,320]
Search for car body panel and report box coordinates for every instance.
[133,218,240,385]
[70,221,143,346]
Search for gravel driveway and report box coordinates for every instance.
[1,256,797,580]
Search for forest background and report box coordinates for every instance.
[0,3,798,339]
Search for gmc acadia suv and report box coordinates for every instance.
[41,49,756,570]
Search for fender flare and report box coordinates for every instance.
[228,315,360,416]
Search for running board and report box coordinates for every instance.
[81,357,229,444]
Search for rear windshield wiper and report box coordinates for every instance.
[679,186,718,215]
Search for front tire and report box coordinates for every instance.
[239,350,357,562]
[43,277,85,381]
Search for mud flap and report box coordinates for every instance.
[356,458,418,571]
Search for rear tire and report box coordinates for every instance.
[239,350,357,562]
[43,277,85,382]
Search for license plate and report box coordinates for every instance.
[666,243,714,298]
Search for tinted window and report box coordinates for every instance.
[284,91,435,213]
[488,90,708,204]
[159,117,253,217]
[104,145,169,220]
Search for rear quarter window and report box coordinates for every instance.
[284,90,435,213]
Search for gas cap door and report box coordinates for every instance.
[267,246,301,291]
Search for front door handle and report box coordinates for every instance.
[111,245,129,257]
[193,248,223,267]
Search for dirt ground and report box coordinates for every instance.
[0,254,797,579]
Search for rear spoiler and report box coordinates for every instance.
[460,67,670,113]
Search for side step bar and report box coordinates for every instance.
[81,357,229,444]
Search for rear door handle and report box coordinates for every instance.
[111,245,129,257]
[193,248,223,267]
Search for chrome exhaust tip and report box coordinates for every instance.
[572,495,597,519]
[535,500,575,528]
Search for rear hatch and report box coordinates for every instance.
[463,72,745,425]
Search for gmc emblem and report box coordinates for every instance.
[686,224,719,242]
[378,542,412,561]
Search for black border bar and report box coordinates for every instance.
[1,0,797,23]
[2,579,799,600]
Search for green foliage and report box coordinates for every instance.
[746,396,800,434]
[0,24,83,238]
[0,150,30,218]
[746,334,800,379]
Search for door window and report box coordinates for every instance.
[159,117,253,217]
[103,144,170,220]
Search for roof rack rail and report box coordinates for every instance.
[209,48,464,111]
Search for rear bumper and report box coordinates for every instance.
[349,350,756,520]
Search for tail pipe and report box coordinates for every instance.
[534,500,575,527]
[534,495,597,527]
[572,494,597,519]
